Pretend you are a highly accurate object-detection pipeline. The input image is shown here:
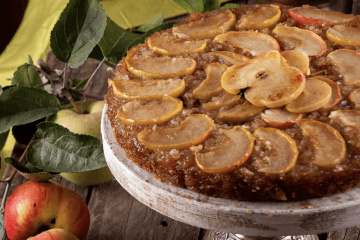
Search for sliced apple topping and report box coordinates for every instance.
[138,114,213,151]
[261,109,302,129]
[172,9,236,39]
[193,63,228,100]
[273,26,327,57]
[286,78,332,113]
[329,110,360,150]
[213,31,280,57]
[314,77,342,111]
[195,126,254,174]
[326,25,360,46]
[349,89,360,108]
[117,96,183,126]
[203,92,241,110]
[125,56,196,79]
[327,49,360,86]
[254,128,298,174]
[221,50,306,108]
[218,101,265,123]
[147,33,207,55]
[281,50,310,75]
[111,78,185,100]
[236,5,281,30]
[203,51,249,65]
[289,5,354,26]
[297,119,346,166]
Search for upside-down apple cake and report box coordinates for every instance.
[105,4,360,201]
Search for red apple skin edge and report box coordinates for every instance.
[4,181,90,240]
[27,228,79,240]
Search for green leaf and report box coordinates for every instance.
[0,86,61,133]
[27,122,107,173]
[5,157,31,173]
[0,130,9,151]
[50,0,107,68]
[92,16,141,65]
[137,13,164,32]
[11,57,43,88]
[0,213,4,240]
[204,0,220,12]
[173,0,204,13]
[123,22,178,57]
[88,45,117,68]
[221,3,239,9]
[0,85,3,95]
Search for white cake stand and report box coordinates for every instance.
[101,104,360,238]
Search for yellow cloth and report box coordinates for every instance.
[0,0,229,177]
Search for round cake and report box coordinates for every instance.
[105,4,360,201]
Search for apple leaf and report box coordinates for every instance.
[123,22,178,57]
[50,0,107,68]
[137,13,164,32]
[5,157,31,173]
[221,3,239,9]
[173,0,204,13]
[0,213,4,240]
[11,56,43,88]
[0,130,9,151]
[0,85,3,95]
[27,122,107,173]
[204,0,220,12]
[95,16,141,64]
[0,86,61,133]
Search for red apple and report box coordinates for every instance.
[5,181,90,240]
[27,228,79,240]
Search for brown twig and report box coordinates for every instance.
[82,57,107,92]
[0,133,37,214]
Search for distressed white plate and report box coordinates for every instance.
[101,104,360,237]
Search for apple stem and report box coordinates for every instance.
[29,63,56,83]
[82,57,107,92]
[70,98,83,114]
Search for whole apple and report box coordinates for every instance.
[48,100,113,185]
[4,181,90,240]
[27,228,79,240]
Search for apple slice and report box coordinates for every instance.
[297,119,346,166]
[254,128,298,174]
[195,126,254,174]
[193,63,228,100]
[281,50,310,75]
[273,26,327,57]
[286,78,332,113]
[314,76,342,111]
[327,49,360,86]
[326,25,360,46]
[138,114,213,151]
[203,51,249,65]
[221,50,306,108]
[213,31,280,57]
[125,56,196,79]
[349,89,360,108]
[329,111,360,150]
[111,78,185,100]
[236,4,281,30]
[218,101,265,123]
[172,9,236,39]
[203,92,241,110]
[289,5,354,26]
[261,109,303,129]
[117,96,183,126]
[147,33,207,55]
